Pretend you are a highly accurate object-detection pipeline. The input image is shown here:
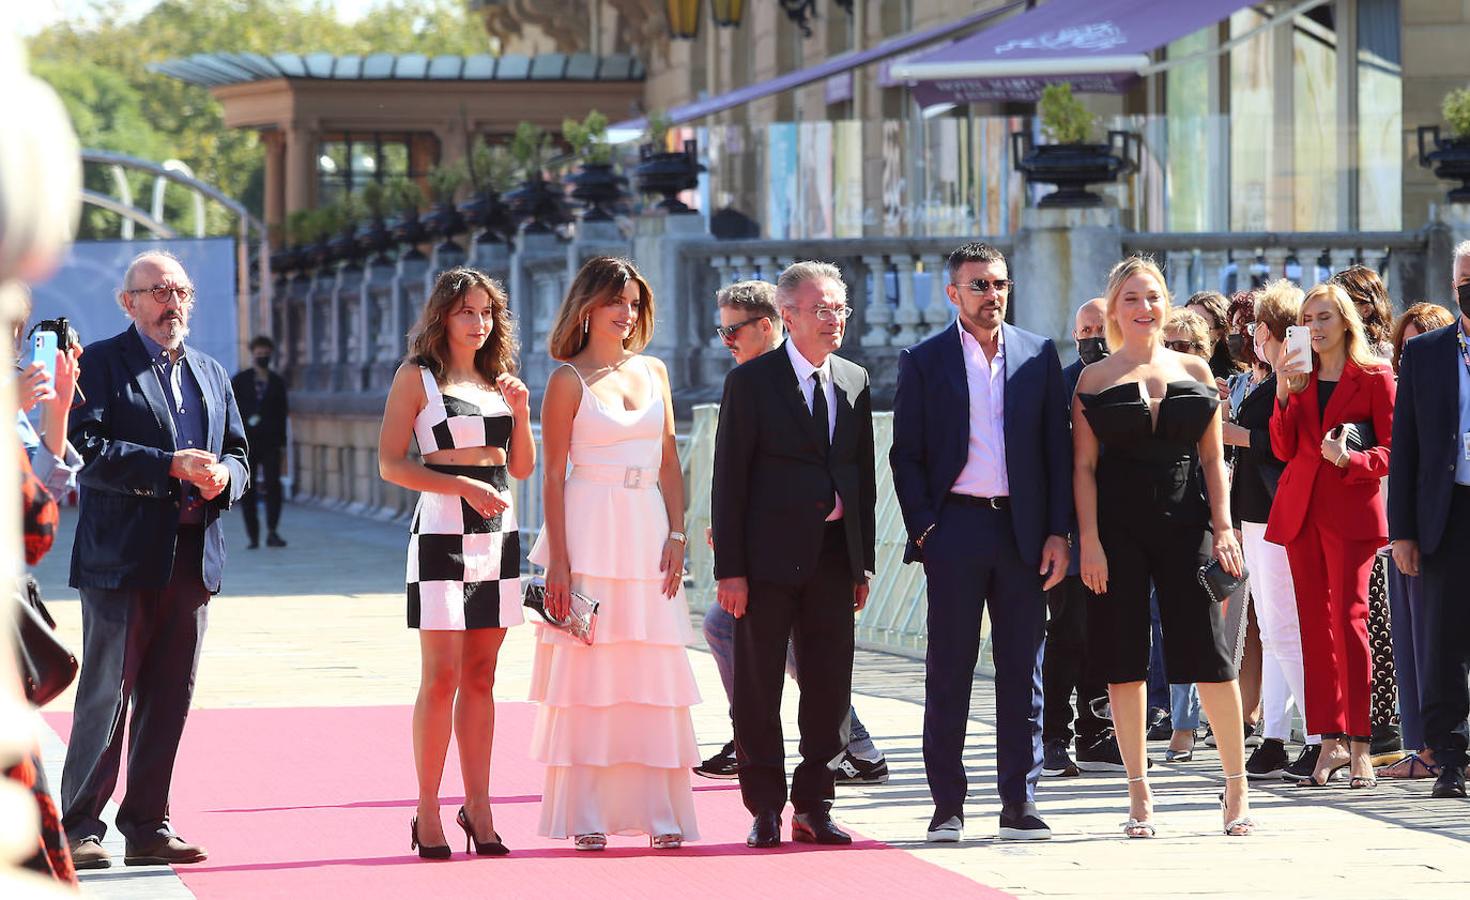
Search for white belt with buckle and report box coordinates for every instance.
[570,464,658,489]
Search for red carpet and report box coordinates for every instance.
[46,704,1008,899]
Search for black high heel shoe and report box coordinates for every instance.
[457,806,510,856]
[411,817,452,860]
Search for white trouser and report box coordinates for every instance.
[1241,521,1318,744]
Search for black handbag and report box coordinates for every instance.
[1197,559,1249,605]
[1336,420,1376,452]
[11,575,78,707]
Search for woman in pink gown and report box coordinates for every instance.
[529,256,701,849]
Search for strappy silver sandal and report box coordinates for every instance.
[1122,775,1156,838]
[574,833,607,851]
[650,833,683,850]
[1220,772,1256,836]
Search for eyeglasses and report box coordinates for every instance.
[952,278,1013,294]
[126,284,196,306]
[1164,340,1202,353]
[715,317,764,340]
[809,305,853,323]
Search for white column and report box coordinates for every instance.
[1263,247,1291,286]
[859,253,891,348]
[1165,249,1194,295]
[892,254,921,347]
[920,253,952,337]
[1200,249,1229,295]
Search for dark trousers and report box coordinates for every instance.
[240,445,282,541]
[1043,575,1107,746]
[1419,486,1470,770]
[60,527,210,844]
[734,522,855,817]
[1386,560,1428,750]
[922,500,1046,815]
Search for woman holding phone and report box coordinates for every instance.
[1266,283,1395,789]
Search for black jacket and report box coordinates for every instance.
[1389,322,1464,554]
[231,367,289,453]
[712,341,876,585]
[1231,372,1286,527]
[69,326,250,593]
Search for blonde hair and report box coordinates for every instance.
[1286,282,1381,393]
[1253,279,1304,343]
[1103,256,1170,350]
[547,256,655,362]
[1164,307,1212,359]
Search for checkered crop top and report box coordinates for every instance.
[413,367,513,453]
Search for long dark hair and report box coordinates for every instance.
[406,267,518,383]
[547,256,655,361]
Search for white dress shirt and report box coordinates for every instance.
[786,339,843,521]
[951,320,1010,498]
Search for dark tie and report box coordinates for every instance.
[811,370,830,455]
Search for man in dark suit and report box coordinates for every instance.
[890,241,1073,842]
[60,251,249,868]
[1041,298,1113,778]
[232,334,289,548]
[1389,240,1470,800]
[712,261,877,849]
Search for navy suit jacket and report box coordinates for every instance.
[890,322,1073,566]
[69,326,250,593]
[1388,321,1464,556]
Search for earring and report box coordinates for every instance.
[583,318,589,335]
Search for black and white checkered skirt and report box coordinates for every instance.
[407,463,524,630]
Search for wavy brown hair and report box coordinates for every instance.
[547,256,655,361]
[406,267,518,382]
[1390,301,1455,372]
[1329,265,1392,352]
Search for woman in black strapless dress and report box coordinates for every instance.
[1073,257,1254,838]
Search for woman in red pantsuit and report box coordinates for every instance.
[1266,282,1395,789]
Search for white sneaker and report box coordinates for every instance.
[926,815,963,843]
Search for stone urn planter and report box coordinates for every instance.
[1011,129,1139,208]
[1417,125,1470,203]
[503,175,570,235]
[422,201,467,254]
[566,162,629,222]
[633,139,705,214]
[458,190,515,244]
[391,210,428,261]
[356,217,395,265]
[326,225,363,270]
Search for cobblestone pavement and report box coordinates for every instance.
[29,502,1470,898]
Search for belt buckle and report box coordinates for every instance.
[986,496,1002,510]
[623,466,644,489]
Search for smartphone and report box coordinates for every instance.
[1285,324,1311,370]
[30,330,58,399]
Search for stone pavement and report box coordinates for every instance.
[29,501,1470,898]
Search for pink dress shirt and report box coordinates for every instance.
[951,321,1009,498]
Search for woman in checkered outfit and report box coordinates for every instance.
[379,268,534,859]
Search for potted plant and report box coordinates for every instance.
[633,109,704,214]
[1011,82,1138,208]
[297,207,334,272]
[386,175,427,260]
[269,220,299,279]
[356,181,396,265]
[460,136,517,245]
[562,110,628,222]
[503,121,570,234]
[1417,86,1470,202]
[423,159,468,252]
[325,195,365,270]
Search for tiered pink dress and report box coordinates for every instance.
[528,360,701,840]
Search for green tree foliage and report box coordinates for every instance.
[27,0,489,237]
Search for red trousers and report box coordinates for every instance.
[1285,517,1378,739]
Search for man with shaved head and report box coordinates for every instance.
[60,250,249,869]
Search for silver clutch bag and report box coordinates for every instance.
[522,577,600,645]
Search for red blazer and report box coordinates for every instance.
[1264,360,1395,546]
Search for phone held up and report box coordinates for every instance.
[30,330,58,400]
[1284,324,1312,372]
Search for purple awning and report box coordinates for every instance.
[891,0,1254,104]
[611,1,1027,132]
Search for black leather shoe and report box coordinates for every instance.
[998,802,1051,841]
[791,811,852,845]
[1431,765,1467,799]
[746,811,781,848]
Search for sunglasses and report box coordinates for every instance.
[1165,340,1202,353]
[715,317,764,340]
[952,278,1013,294]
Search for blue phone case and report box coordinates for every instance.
[31,331,58,397]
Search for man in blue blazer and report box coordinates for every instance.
[60,251,249,869]
[1389,243,1470,800]
[890,242,1073,842]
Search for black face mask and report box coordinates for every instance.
[253,354,272,369]
[1457,282,1470,318]
[1077,336,1109,366]
[1226,333,1250,363]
